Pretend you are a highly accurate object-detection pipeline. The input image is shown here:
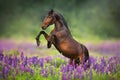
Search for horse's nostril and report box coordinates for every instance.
[42,27,44,29]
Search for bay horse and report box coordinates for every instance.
[36,9,89,65]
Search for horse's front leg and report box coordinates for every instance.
[36,31,52,48]
[36,31,41,46]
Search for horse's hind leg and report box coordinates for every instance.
[78,53,84,64]
[75,57,80,65]
[75,53,85,65]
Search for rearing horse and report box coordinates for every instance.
[36,9,89,65]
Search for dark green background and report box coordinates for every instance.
[0,0,120,39]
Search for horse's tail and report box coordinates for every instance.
[82,44,91,68]
[84,46,89,62]
[81,44,89,63]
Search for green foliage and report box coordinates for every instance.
[0,0,120,40]
[113,65,120,79]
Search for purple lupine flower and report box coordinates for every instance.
[20,52,24,61]
[74,66,84,79]
[104,65,109,74]
[67,72,73,80]
[54,60,57,67]
[100,57,106,66]
[24,66,32,73]
[89,56,97,65]
[12,59,15,67]
[3,56,8,65]
[39,58,44,68]
[89,67,93,80]
[19,64,24,71]
[31,56,38,66]
[44,56,52,63]
[76,66,83,74]
[68,64,75,71]
[67,64,75,74]
[12,55,18,68]
[0,51,4,61]
[85,70,89,79]
[82,63,88,70]
[107,56,119,73]
[93,63,98,70]
[74,71,84,80]
[50,66,53,75]
[16,69,18,75]
[74,72,79,80]
[2,66,9,78]
[19,63,32,73]
[30,69,34,74]
[22,57,28,67]
[99,63,105,74]
[40,67,49,77]
[93,63,99,73]
[62,73,68,80]
[61,64,68,73]
[88,58,92,67]
[27,57,33,65]
[8,56,12,65]
[61,64,74,73]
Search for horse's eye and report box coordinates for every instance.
[48,16,52,18]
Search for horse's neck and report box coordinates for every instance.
[54,20,72,36]
[54,20,62,30]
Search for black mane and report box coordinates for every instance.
[55,12,69,30]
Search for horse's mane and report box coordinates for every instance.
[55,12,69,30]
[53,11,71,35]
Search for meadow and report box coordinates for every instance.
[0,40,120,80]
[0,0,120,80]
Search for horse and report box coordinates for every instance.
[36,9,89,65]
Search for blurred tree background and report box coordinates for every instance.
[0,0,120,41]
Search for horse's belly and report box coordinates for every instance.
[59,41,79,59]
[62,52,78,59]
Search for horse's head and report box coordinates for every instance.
[41,9,59,30]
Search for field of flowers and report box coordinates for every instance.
[0,39,120,80]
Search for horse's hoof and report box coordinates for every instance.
[36,40,40,46]
[47,41,51,48]
[75,58,80,65]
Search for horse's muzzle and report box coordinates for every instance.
[41,26,46,30]
[41,25,49,30]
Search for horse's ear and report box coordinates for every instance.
[48,9,54,15]
[51,9,54,13]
